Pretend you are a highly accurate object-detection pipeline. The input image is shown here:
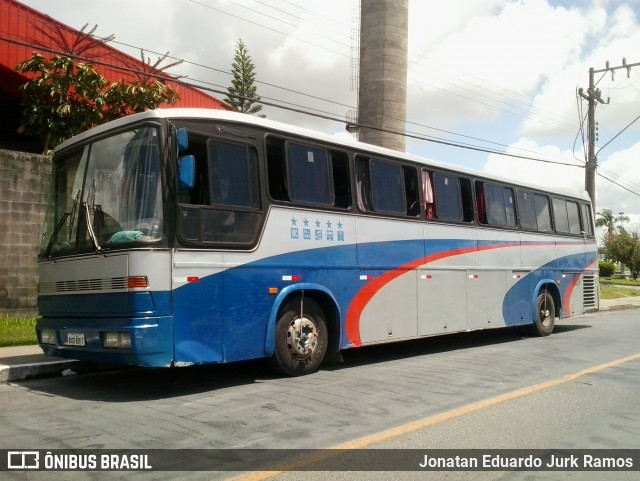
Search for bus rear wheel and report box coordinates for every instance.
[271,298,328,377]
[528,291,555,336]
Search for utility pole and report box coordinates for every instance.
[578,58,639,211]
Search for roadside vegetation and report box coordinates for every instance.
[600,276,640,300]
[0,315,37,347]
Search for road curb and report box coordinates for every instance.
[599,303,640,312]
[0,359,80,382]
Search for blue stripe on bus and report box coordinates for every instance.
[173,238,595,360]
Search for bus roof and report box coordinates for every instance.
[55,108,590,201]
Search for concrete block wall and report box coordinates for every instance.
[0,149,51,316]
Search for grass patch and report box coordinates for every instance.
[601,277,640,287]
[0,315,38,347]
[600,284,640,300]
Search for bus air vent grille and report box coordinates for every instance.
[39,277,129,294]
[582,274,597,309]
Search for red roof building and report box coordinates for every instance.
[0,0,231,152]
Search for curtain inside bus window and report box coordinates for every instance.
[422,170,435,219]
[286,143,332,205]
[355,156,371,212]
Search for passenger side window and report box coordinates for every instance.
[552,198,582,235]
[581,203,594,237]
[208,140,259,209]
[476,181,516,228]
[433,173,463,221]
[177,134,263,248]
[370,159,405,214]
[422,170,474,223]
[356,157,419,217]
[517,190,552,232]
[266,136,350,209]
[286,143,332,205]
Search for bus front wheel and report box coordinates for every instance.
[271,298,328,377]
[528,291,555,336]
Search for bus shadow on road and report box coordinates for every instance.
[16,324,592,402]
[331,323,592,370]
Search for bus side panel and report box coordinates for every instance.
[503,251,598,325]
[172,251,224,364]
[417,225,477,336]
[471,231,523,329]
[356,217,424,344]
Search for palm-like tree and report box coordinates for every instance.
[596,209,629,235]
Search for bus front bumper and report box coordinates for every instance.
[36,315,174,367]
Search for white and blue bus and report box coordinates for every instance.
[37,109,599,376]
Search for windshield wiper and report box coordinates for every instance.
[84,202,101,252]
[44,212,70,258]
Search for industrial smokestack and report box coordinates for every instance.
[357,0,409,152]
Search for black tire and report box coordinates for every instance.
[528,291,555,336]
[271,298,328,377]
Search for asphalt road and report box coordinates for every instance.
[1,309,639,481]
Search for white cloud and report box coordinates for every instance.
[15,0,640,223]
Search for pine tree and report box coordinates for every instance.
[225,39,263,114]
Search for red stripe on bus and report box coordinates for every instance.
[345,243,520,347]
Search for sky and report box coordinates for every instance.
[18,0,640,234]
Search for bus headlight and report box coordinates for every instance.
[40,329,56,345]
[103,332,132,349]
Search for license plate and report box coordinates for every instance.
[66,333,85,346]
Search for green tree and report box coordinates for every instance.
[15,52,179,153]
[595,208,629,236]
[225,39,263,114]
[603,228,640,280]
[16,53,107,152]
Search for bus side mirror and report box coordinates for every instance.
[176,128,189,152]
[179,155,195,189]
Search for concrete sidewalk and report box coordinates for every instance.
[2,296,639,382]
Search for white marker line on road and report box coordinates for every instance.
[228,352,640,481]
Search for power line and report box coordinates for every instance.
[1,35,586,170]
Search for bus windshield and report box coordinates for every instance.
[40,126,164,257]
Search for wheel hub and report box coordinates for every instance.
[287,317,318,358]
[540,305,551,326]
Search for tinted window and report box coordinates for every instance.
[581,204,594,237]
[552,198,569,233]
[518,190,552,232]
[287,143,332,205]
[433,173,463,221]
[208,140,259,209]
[567,201,581,234]
[534,194,552,232]
[480,183,516,228]
[517,190,537,230]
[370,159,405,214]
